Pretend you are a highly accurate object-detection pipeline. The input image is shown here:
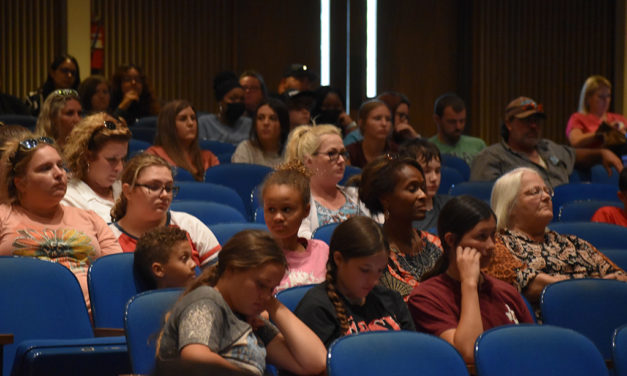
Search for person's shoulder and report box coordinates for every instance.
[460,135,487,146]
[61,204,103,222]
[307,238,330,250]
[169,210,205,228]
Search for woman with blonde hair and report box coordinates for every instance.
[62,113,132,222]
[284,124,373,238]
[35,89,82,149]
[146,99,219,181]
[566,75,627,152]
[109,153,221,266]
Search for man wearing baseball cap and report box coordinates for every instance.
[277,64,318,95]
[470,96,622,188]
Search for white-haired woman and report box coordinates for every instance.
[483,167,627,303]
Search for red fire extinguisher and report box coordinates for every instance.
[90,20,104,74]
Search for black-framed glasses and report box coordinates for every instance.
[88,121,118,149]
[314,149,349,163]
[10,137,55,166]
[135,183,179,197]
[53,89,79,96]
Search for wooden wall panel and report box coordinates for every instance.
[0,0,65,99]
[469,0,615,145]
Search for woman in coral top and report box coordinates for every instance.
[146,100,219,181]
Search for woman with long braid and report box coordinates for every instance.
[294,216,414,347]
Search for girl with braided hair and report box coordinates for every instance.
[261,160,329,292]
[294,216,414,348]
[156,229,326,375]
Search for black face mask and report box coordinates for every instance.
[225,102,246,124]
[316,109,342,126]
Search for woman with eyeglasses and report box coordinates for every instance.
[359,155,444,301]
[483,167,627,304]
[231,98,290,168]
[109,153,221,267]
[26,54,81,116]
[284,124,376,238]
[146,100,219,181]
[345,99,398,168]
[35,89,82,150]
[62,113,132,222]
[0,135,121,309]
[110,64,160,125]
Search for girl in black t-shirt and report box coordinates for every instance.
[295,216,415,347]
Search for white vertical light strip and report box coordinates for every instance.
[320,0,331,86]
[366,0,377,98]
[345,0,350,110]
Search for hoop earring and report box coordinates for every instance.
[384,208,390,221]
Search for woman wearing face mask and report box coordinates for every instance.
[26,54,81,116]
[311,86,357,136]
[198,71,252,145]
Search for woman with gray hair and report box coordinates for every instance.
[35,88,82,149]
[483,167,627,303]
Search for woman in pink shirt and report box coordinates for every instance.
[0,135,122,308]
[566,75,627,153]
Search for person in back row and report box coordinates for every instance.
[592,168,627,226]
[429,93,486,165]
[470,96,622,188]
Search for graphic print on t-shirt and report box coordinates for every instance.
[12,228,96,264]
[346,314,402,335]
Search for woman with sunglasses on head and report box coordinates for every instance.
[146,100,219,181]
[62,114,132,222]
[110,64,160,125]
[359,155,443,301]
[35,89,82,150]
[284,124,377,239]
[109,153,221,267]
[0,135,121,309]
[26,54,80,116]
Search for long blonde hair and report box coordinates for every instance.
[283,124,340,164]
[35,90,81,140]
[578,75,612,113]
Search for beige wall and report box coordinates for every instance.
[66,0,91,82]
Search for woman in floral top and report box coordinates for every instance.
[484,167,626,303]
[359,154,444,300]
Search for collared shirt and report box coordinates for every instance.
[470,139,575,188]
[62,178,122,223]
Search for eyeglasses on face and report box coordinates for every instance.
[58,67,77,76]
[135,183,179,197]
[314,149,349,162]
[54,89,79,97]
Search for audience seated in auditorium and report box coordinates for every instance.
[295,216,415,347]
[35,88,82,150]
[281,89,315,129]
[566,75,627,155]
[26,54,80,116]
[156,229,327,376]
[284,124,373,238]
[346,99,397,168]
[483,167,627,304]
[277,63,318,95]
[470,96,622,188]
[239,70,267,118]
[429,93,486,164]
[311,86,357,137]
[134,226,197,290]
[592,168,627,226]
[78,75,112,116]
[231,98,289,168]
[359,155,443,300]
[0,135,122,308]
[261,161,329,292]
[378,90,420,143]
[0,84,30,115]
[62,113,131,222]
[109,154,221,266]
[400,138,451,231]
[408,195,533,363]
[110,64,160,125]
[198,71,251,145]
[146,99,219,181]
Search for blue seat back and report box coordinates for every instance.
[125,288,182,374]
[449,181,494,202]
[170,201,246,226]
[88,253,145,329]
[130,124,157,144]
[254,206,265,223]
[209,223,268,245]
[612,324,627,376]
[128,139,151,158]
[541,278,627,359]
[276,284,315,312]
[175,182,246,217]
[311,222,339,245]
[552,183,617,218]
[439,166,465,194]
[0,114,37,131]
[199,140,236,155]
[339,165,362,185]
[173,167,200,182]
[558,200,621,222]
[0,257,95,375]
[590,165,620,185]
[327,331,468,376]
[441,154,470,181]
[547,222,627,249]
[599,248,627,271]
[475,324,608,376]
[204,164,273,220]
